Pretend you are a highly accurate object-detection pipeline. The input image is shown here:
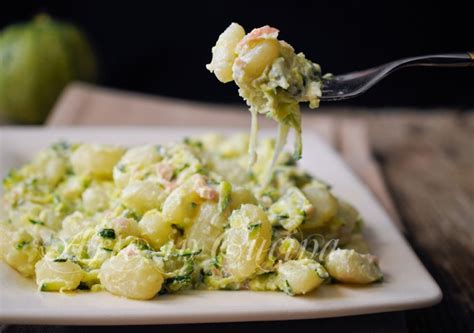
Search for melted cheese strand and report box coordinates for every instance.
[248,109,259,170]
[264,123,290,185]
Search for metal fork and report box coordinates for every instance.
[321,52,473,101]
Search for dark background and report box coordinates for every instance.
[1,0,473,108]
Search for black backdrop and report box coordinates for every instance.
[1,1,473,108]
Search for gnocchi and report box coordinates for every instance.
[121,180,166,215]
[1,229,41,277]
[301,181,338,229]
[71,144,124,180]
[139,210,174,249]
[324,249,383,284]
[99,245,164,300]
[206,23,245,83]
[222,204,272,280]
[277,259,328,295]
[59,212,92,240]
[82,184,110,213]
[161,175,207,228]
[35,259,84,291]
[113,144,162,188]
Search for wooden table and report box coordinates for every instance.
[3,83,473,332]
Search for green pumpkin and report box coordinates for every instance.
[0,15,97,124]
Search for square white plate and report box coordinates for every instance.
[0,127,441,325]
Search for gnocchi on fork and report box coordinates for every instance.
[207,23,325,177]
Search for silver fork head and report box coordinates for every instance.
[320,52,473,101]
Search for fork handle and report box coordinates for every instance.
[401,52,474,67]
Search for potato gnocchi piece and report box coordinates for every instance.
[233,27,281,83]
[1,229,41,277]
[301,181,338,230]
[161,175,216,229]
[35,259,84,291]
[277,259,328,295]
[71,144,124,180]
[31,149,67,187]
[185,202,225,255]
[116,144,162,168]
[222,204,271,280]
[110,217,140,238]
[82,183,111,213]
[56,175,88,201]
[324,249,383,284]
[121,180,166,215]
[43,158,67,187]
[113,145,162,188]
[139,210,174,250]
[186,186,258,256]
[206,23,246,83]
[99,245,164,300]
[162,187,200,229]
[59,212,93,240]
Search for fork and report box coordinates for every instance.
[320,52,473,101]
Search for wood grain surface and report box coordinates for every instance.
[367,112,474,331]
[3,83,472,332]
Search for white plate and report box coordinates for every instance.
[0,126,442,325]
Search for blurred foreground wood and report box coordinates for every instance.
[39,83,474,332]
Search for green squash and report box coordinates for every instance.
[0,15,97,124]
